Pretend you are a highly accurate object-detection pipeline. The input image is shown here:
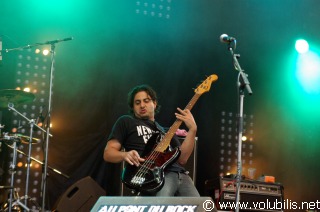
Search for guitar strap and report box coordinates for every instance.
[154,121,173,151]
[154,121,166,134]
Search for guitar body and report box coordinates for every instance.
[121,147,181,194]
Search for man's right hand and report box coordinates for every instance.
[123,150,145,167]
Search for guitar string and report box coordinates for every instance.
[131,93,202,186]
[132,122,169,184]
[131,150,161,185]
[132,119,183,184]
[130,77,216,187]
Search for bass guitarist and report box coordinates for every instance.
[103,84,200,196]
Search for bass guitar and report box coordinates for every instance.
[121,74,218,194]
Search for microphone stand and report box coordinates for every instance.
[227,40,252,212]
[40,41,55,212]
[40,38,73,212]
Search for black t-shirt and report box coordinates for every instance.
[107,115,185,173]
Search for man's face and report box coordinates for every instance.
[133,91,157,121]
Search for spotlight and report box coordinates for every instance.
[42,49,50,56]
[295,39,309,54]
[296,51,320,93]
[23,87,31,92]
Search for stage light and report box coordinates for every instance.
[23,87,31,92]
[242,135,247,141]
[296,51,320,93]
[42,49,49,56]
[295,39,309,54]
[135,0,171,19]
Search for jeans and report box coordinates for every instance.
[155,171,200,197]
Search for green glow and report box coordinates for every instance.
[283,47,320,126]
[296,51,320,94]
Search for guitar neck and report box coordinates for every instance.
[154,93,201,152]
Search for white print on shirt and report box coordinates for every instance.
[136,125,158,144]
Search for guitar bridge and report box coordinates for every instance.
[131,176,146,185]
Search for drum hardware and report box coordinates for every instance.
[0,133,32,211]
[5,142,70,179]
[0,134,38,145]
[1,187,41,212]
[0,90,50,211]
[2,37,73,211]
[7,104,38,211]
[0,89,40,207]
[1,188,22,212]
[17,135,39,145]
[0,133,69,212]
[5,101,54,212]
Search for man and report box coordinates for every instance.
[103,84,199,196]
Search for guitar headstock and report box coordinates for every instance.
[194,74,218,94]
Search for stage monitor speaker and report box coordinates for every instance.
[53,176,106,212]
[91,196,216,212]
[120,137,198,196]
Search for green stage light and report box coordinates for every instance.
[295,39,309,54]
[296,51,320,94]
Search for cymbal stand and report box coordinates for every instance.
[2,133,29,212]
[7,103,49,210]
[5,143,70,179]
[25,119,34,208]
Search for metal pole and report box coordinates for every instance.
[41,43,55,211]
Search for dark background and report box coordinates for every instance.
[1,0,320,211]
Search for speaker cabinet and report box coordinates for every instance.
[120,137,198,196]
[53,176,106,212]
[91,196,216,212]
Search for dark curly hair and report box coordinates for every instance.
[127,84,161,115]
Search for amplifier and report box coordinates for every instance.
[206,177,284,211]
